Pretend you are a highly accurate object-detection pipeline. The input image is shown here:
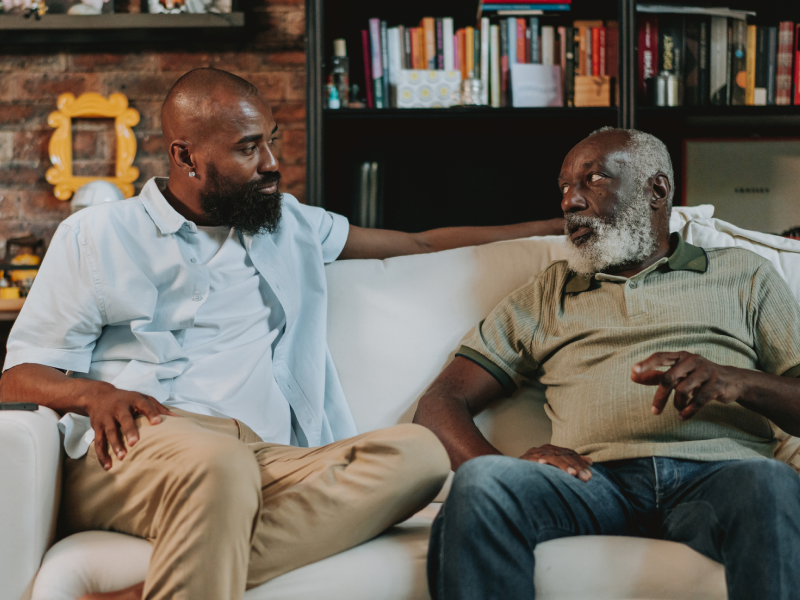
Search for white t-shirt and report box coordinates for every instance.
[166,225,292,444]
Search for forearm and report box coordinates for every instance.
[414,392,501,471]
[0,363,112,416]
[415,219,564,254]
[735,368,800,436]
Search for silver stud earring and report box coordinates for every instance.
[189,171,196,177]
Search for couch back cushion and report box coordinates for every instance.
[325,207,800,457]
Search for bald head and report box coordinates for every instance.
[161,68,262,143]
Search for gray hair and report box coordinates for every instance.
[588,127,675,215]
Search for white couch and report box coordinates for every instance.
[3,206,800,600]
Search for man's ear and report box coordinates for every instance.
[168,140,195,175]
[650,173,671,209]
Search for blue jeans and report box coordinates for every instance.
[428,456,800,600]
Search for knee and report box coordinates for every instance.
[722,459,800,515]
[368,424,451,494]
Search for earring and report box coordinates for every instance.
[189,171,196,178]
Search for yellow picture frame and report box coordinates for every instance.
[46,92,140,201]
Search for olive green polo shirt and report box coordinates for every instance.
[459,234,800,463]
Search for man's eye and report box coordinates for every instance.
[243,145,257,154]
[560,185,569,195]
[269,137,278,145]
[590,173,605,182]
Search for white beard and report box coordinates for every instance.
[564,194,658,275]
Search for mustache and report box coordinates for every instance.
[564,213,605,235]
[247,171,281,190]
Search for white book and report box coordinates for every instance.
[443,18,455,71]
[541,26,555,65]
[481,17,490,105]
[387,27,402,107]
[490,24,501,107]
[709,16,728,105]
[508,17,517,65]
[510,64,562,107]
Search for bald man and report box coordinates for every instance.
[415,128,800,600]
[0,68,562,600]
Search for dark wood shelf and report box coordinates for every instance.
[323,107,618,120]
[637,106,800,129]
[0,12,244,29]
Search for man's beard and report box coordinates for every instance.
[563,192,658,275]
[198,163,283,235]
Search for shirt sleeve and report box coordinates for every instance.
[4,221,105,374]
[458,279,542,391]
[749,261,800,378]
[293,198,350,264]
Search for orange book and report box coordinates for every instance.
[457,28,467,79]
[416,27,426,69]
[591,27,600,75]
[466,26,475,77]
[574,20,603,77]
[421,17,436,69]
[517,19,527,64]
[409,27,420,69]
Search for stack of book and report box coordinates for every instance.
[637,5,800,106]
[481,0,571,16]
[353,14,616,109]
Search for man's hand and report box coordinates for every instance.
[520,444,593,481]
[632,352,742,421]
[83,385,177,470]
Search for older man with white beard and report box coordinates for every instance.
[414,127,800,600]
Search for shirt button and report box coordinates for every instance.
[190,258,197,263]
[192,295,202,301]
[629,282,638,289]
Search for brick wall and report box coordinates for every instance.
[0,0,307,257]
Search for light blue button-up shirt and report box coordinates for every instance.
[4,177,357,457]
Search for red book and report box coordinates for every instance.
[361,29,374,108]
[638,16,658,98]
[517,18,527,64]
[776,21,794,106]
[598,27,607,76]
[592,27,601,75]
[795,24,800,105]
[606,21,619,79]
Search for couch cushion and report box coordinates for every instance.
[32,503,725,600]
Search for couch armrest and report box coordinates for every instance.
[0,406,62,600]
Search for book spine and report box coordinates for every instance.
[403,27,412,70]
[500,20,509,106]
[491,24,501,107]
[558,25,568,92]
[458,28,467,79]
[776,21,793,106]
[481,17,490,102]
[745,24,756,105]
[684,19,701,105]
[592,27,600,75]
[542,25,555,66]
[466,27,475,76]
[387,27,402,108]
[436,18,444,70]
[443,18,455,71]
[422,17,436,69]
[380,20,390,107]
[508,17,517,65]
[475,24,482,78]
[517,19,526,63]
[585,27,592,76]
[361,29,374,108]
[730,19,747,106]
[418,27,426,69]
[598,26,607,76]
[525,22,532,62]
[709,16,728,106]
[697,18,709,105]
[397,25,406,69]
[368,19,384,108]
[637,16,657,99]
[530,17,540,64]
[754,25,767,105]
[767,26,778,105]
[795,24,800,106]
[566,26,576,106]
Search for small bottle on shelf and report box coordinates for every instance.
[331,38,350,108]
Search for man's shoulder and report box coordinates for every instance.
[704,245,774,273]
[60,196,152,234]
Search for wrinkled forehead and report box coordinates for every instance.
[199,93,272,138]
[562,136,634,174]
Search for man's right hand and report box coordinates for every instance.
[83,385,177,470]
[520,444,593,481]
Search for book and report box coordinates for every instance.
[387,28,402,107]
[776,22,794,106]
[658,15,683,77]
[697,18,709,105]
[638,15,658,98]
[585,27,592,76]
[368,19,385,108]
[443,18,455,71]
[578,25,587,76]
[683,17,700,105]
[510,64,563,106]
[466,27,475,77]
[709,16,728,106]
[565,26,576,106]
[575,20,603,77]
[361,29,374,108]
[517,19,527,64]
[598,27,607,76]
[795,24,800,105]
[457,28,467,79]
[436,18,444,70]
[422,17,436,69]
[397,25,406,69]
[592,27,601,75]
[508,17,517,65]
[754,26,767,105]
[474,25,482,78]
[766,26,777,105]
[745,24,756,105]
[500,20,510,106]
[403,27,412,70]
[558,25,568,95]
[530,17,540,64]
[542,25,555,66]
[491,24,501,107]
[525,22,532,62]
[481,18,491,104]
[729,19,746,106]
[380,20,390,108]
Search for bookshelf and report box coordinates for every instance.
[305,0,800,231]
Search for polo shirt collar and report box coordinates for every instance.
[565,232,708,294]
[138,177,197,235]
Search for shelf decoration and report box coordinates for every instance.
[46,92,140,201]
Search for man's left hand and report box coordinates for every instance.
[631,352,744,421]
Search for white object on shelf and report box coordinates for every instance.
[396,70,462,108]
[71,180,124,214]
[510,64,563,107]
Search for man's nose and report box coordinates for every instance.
[258,145,279,173]
[561,185,588,213]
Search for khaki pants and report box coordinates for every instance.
[59,409,450,600]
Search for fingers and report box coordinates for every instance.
[104,418,127,463]
[632,352,686,378]
[523,445,593,481]
[136,395,177,425]
[94,427,112,471]
[116,408,140,448]
[634,352,701,416]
